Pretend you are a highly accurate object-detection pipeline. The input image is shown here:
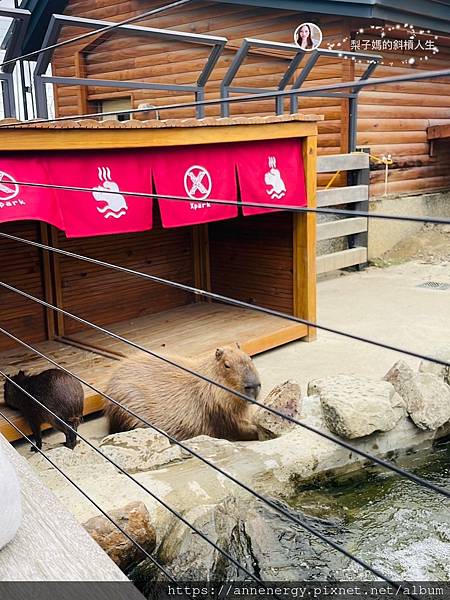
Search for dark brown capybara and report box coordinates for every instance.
[4,369,84,450]
[104,344,261,441]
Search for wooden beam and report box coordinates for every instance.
[0,121,318,152]
[240,323,308,356]
[317,217,368,241]
[48,227,65,337]
[317,152,370,173]
[192,224,211,301]
[317,247,367,275]
[427,123,450,141]
[317,184,368,207]
[293,134,317,341]
[38,224,56,341]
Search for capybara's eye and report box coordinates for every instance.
[224,362,231,369]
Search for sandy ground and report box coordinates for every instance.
[15,225,450,454]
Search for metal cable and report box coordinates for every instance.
[5,179,450,227]
[3,67,450,127]
[0,0,195,70]
[1,280,449,502]
[0,323,436,594]
[0,408,179,585]
[0,360,418,594]
[0,370,263,584]
[1,233,449,372]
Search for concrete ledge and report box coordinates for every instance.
[0,434,128,581]
[368,190,450,259]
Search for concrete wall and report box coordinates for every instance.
[368,190,450,259]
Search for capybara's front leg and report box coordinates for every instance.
[29,420,42,452]
[63,424,78,450]
[236,419,259,441]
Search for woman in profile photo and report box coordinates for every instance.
[296,23,313,50]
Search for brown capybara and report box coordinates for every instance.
[104,344,261,441]
[4,369,84,451]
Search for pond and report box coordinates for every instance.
[290,440,450,580]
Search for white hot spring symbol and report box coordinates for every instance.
[264,156,286,200]
[92,166,128,219]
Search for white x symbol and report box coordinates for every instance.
[184,165,212,200]
[0,171,19,201]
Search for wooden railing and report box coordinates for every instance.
[316,149,370,275]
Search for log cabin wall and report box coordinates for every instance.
[51,0,347,190]
[51,0,450,198]
[0,222,48,352]
[55,207,195,335]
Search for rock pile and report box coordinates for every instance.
[25,356,450,574]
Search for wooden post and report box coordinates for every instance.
[293,133,317,341]
[192,224,211,300]
[38,224,56,341]
[348,146,370,269]
[75,51,89,116]
[48,227,65,337]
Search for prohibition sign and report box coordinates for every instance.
[0,171,19,201]
[184,165,212,201]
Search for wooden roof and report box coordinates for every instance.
[0,113,322,151]
[0,113,323,129]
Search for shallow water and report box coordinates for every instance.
[289,440,450,580]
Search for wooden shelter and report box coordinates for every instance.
[0,113,320,441]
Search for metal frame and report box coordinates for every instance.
[34,14,228,119]
[220,38,382,151]
[0,7,30,118]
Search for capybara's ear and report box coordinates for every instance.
[235,341,241,349]
[215,348,224,361]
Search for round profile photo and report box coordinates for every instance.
[294,22,323,51]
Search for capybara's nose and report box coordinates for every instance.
[245,383,261,399]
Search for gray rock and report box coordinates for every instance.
[400,373,450,430]
[99,428,171,473]
[28,441,104,471]
[83,501,156,571]
[132,495,349,583]
[308,375,405,439]
[383,360,416,398]
[419,347,450,385]
[253,380,302,440]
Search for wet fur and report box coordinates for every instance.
[104,346,261,441]
[4,369,84,450]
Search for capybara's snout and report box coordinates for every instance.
[244,373,261,399]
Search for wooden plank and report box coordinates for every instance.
[0,121,319,151]
[294,133,317,341]
[427,123,450,140]
[317,153,370,173]
[317,247,368,275]
[317,184,368,207]
[317,217,368,241]
[241,323,308,356]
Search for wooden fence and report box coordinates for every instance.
[316,149,370,275]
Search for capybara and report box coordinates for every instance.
[4,369,84,450]
[104,344,261,441]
